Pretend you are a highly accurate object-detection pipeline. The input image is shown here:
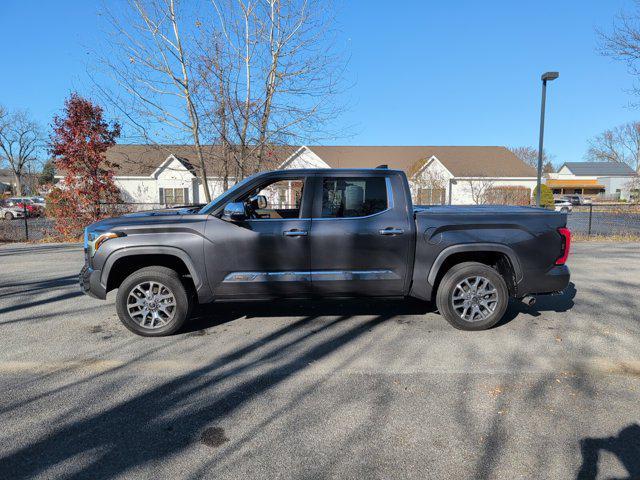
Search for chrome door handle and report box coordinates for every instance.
[379,228,404,235]
[283,229,308,237]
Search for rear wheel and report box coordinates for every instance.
[4,212,13,220]
[116,266,192,336]
[435,262,509,331]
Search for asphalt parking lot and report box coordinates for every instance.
[0,242,639,479]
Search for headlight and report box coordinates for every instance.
[87,231,125,256]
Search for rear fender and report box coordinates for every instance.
[410,243,521,301]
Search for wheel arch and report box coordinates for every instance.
[100,246,211,302]
[428,244,522,297]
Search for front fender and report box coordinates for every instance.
[99,245,214,303]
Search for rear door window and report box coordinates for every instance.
[320,177,387,218]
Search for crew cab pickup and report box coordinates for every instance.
[80,168,571,336]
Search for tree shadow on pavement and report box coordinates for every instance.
[497,282,577,327]
[184,297,433,333]
[576,423,640,480]
[185,282,577,334]
[0,311,393,479]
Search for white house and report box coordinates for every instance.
[280,146,537,205]
[546,162,639,201]
[60,144,538,206]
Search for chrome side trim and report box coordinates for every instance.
[311,269,400,281]
[222,269,400,283]
[223,271,311,283]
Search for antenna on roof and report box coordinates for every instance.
[376,164,388,169]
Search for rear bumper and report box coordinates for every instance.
[79,265,106,300]
[518,264,570,296]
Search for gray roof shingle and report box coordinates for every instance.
[562,162,637,176]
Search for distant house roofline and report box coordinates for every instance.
[97,144,536,179]
[560,161,637,176]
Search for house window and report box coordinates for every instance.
[159,187,189,205]
[417,187,445,205]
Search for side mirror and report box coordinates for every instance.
[222,202,247,222]
[249,194,267,210]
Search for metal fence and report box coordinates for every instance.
[566,204,640,236]
[2,201,640,243]
[0,203,204,242]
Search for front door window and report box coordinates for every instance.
[250,179,305,219]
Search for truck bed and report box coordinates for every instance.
[410,204,568,301]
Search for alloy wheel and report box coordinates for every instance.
[451,275,499,322]
[126,281,177,329]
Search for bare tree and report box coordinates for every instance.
[98,0,213,201]
[0,106,42,195]
[508,146,554,174]
[200,0,345,176]
[626,175,640,202]
[459,177,496,205]
[599,1,640,100]
[97,0,346,197]
[586,121,640,172]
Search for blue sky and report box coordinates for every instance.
[1,0,638,167]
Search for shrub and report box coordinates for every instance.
[532,184,554,209]
[485,186,531,206]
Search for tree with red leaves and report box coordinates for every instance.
[48,94,122,238]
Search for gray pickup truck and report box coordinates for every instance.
[80,168,571,336]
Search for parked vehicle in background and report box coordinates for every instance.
[5,197,42,217]
[80,168,572,337]
[563,195,592,206]
[0,201,26,220]
[30,196,46,208]
[554,199,573,213]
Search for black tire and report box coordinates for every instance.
[116,266,192,337]
[435,261,509,331]
[561,207,569,213]
[4,212,13,220]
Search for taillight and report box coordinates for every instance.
[556,227,571,265]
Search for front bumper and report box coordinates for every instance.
[79,264,106,299]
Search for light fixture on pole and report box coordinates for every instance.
[536,71,559,207]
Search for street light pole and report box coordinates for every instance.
[536,71,559,207]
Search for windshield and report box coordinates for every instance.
[198,173,262,215]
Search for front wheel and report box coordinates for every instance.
[116,266,192,336]
[435,262,509,331]
[4,212,13,220]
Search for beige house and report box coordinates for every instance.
[546,162,639,201]
[69,144,537,206]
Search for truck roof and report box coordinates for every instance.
[414,205,554,215]
[262,168,405,175]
